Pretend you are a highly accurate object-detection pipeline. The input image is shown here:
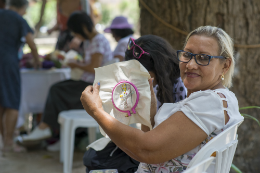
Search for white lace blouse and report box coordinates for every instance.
[136,88,244,173]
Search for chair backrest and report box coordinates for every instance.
[187,120,243,173]
[183,157,215,173]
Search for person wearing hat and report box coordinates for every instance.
[104,16,134,61]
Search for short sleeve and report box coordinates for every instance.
[89,35,105,55]
[179,91,225,135]
[113,40,127,57]
[20,18,33,38]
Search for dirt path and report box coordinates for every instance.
[0,149,86,173]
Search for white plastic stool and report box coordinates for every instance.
[58,110,99,173]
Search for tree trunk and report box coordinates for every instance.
[140,0,260,172]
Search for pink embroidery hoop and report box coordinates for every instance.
[111,81,140,117]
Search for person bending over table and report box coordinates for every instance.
[18,12,112,147]
[0,0,40,152]
[80,26,244,172]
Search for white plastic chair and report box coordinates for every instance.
[183,157,215,173]
[186,120,243,173]
[58,109,99,173]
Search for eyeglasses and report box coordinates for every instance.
[177,50,226,66]
[127,37,150,59]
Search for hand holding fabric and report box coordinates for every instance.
[80,83,104,117]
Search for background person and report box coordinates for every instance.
[0,0,40,152]
[80,26,244,172]
[47,0,82,52]
[18,12,112,151]
[104,16,134,61]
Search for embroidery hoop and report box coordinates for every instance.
[111,81,140,117]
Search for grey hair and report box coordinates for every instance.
[8,0,28,8]
[184,26,234,88]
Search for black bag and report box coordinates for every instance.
[83,141,140,173]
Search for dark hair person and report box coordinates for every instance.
[17,12,112,150]
[0,0,40,152]
[80,26,244,172]
[104,16,134,61]
[125,35,185,108]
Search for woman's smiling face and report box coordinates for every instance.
[180,35,225,95]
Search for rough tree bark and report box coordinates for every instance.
[139,0,260,172]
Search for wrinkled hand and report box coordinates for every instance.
[149,78,157,126]
[80,83,103,117]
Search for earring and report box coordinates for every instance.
[221,74,224,81]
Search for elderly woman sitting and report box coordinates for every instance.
[80,26,244,173]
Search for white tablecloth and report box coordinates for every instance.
[17,68,71,128]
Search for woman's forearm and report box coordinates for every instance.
[92,109,151,162]
[77,63,95,73]
[31,47,39,62]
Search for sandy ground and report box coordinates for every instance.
[0,149,86,173]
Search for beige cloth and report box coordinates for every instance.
[94,60,152,137]
[86,137,111,151]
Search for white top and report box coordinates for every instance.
[113,35,132,60]
[81,34,113,83]
[136,88,244,173]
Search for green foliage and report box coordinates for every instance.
[24,1,56,28]
[239,106,260,127]
[100,3,110,25]
[99,0,140,32]
[231,164,243,173]
[119,0,128,13]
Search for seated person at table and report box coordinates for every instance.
[18,12,112,147]
[80,26,244,172]
[104,16,134,61]
[0,0,40,152]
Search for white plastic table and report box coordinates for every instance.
[17,68,71,128]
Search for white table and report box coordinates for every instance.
[17,68,71,128]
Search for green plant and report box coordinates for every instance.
[239,106,260,126]
[230,106,260,173]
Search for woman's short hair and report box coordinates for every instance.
[67,11,94,39]
[8,0,28,8]
[125,35,180,105]
[111,29,134,39]
[184,26,234,88]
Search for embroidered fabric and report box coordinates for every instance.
[112,81,139,117]
[93,60,152,137]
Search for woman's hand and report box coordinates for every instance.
[67,61,80,69]
[80,83,103,117]
[33,58,41,69]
